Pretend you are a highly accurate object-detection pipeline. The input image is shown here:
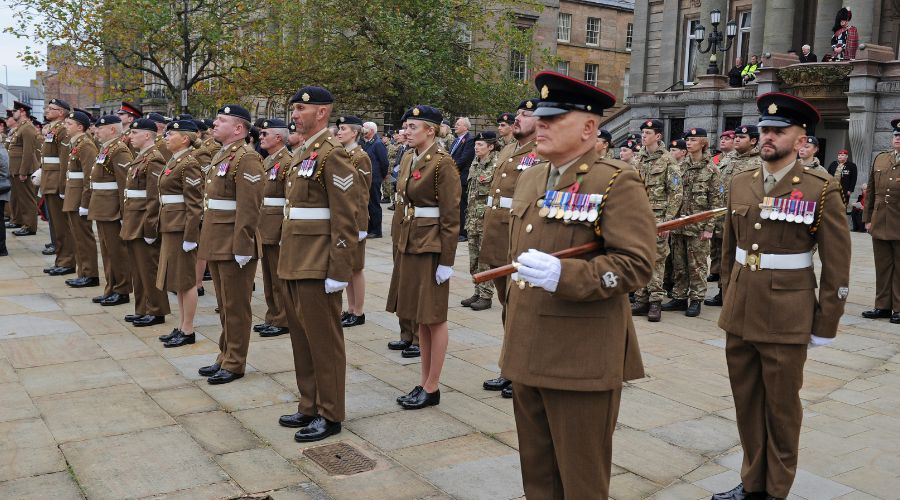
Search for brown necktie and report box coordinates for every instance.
[764,174,777,194]
[547,168,560,191]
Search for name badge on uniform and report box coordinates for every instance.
[517,152,537,170]
[217,162,229,177]
[45,133,55,143]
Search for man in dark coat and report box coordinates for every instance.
[827,149,858,208]
[449,117,475,241]
[361,122,388,238]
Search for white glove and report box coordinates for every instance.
[143,237,156,245]
[59,193,65,199]
[358,231,368,240]
[435,265,453,285]
[182,241,197,252]
[235,255,252,268]
[31,168,42,187]
[78,207,88,217]
[809,335,834,348]
[324,278,348,293]
[516,249,561,293]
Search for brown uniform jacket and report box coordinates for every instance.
[154,135,172,161]
[41,121,70,195]
[480,139,538,267]
[719,163,851,343]
[87,138,133,221]
[348,145,373,231]
[391,149,415,238]
[192,139,213,172]
[277,129,358,282]
[198,141,265,261]
[8,121,40,177]
[499,149,655,391]
[394,141,461,266]
[864,151,900,241]
[258,146,292,245]
[157,151,204,242]
[63,134,100,212]
[120,146,166,241]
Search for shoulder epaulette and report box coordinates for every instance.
[802,165,832,182]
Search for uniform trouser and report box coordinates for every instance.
[710,235,723,276]
[634,235,670,304]
[467,231,494,299]
[382,178,395,203]
[65,211,98,278]
[285,279,346,422]
[513,382,621,500]
[670,234,710,301]
[209,259,257,374]
[96,220,132,295]
[872,238,900,311]
[493,275,509,325]
[11,177,38,231]
[125,239,170,317]
[399,317,420,346]
[261,244,288,328]
[46,195,75,268]
[726,334,807,498]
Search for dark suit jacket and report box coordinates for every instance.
[827,160,858,198]
[362,135,388,185]
[450,132,475,184]
[799,52,817,63]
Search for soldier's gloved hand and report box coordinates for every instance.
[435,265,453,285]
[143,237,156,245]
[78,207,88,217]
[324,278,348,293]
[234,255,252,268]
[182,241,197,252]
[516,249,561,293]
[59,193,65,199]
[809,335,833,348]
[358,231,368,241]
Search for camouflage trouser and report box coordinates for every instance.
[467,231,494,299]
[670,234,710,301]
[709,235,723,275]
[634,235,669,304]
[382,178,395,203]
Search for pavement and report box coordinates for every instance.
[0,216,897,500]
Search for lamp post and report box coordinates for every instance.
[694,9,738,75]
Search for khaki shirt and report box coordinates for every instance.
[121,145,166,240]
[864,151,900,240]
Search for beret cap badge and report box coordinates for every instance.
[526,101,533,109]
[224,107,231,114]
[302,93,310,102]
[173,122,179,129]
[412,107,420,116]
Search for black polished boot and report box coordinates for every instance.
[685,300,702,317]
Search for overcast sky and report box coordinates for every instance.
[0,4,46,87]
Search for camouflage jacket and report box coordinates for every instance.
[801,156,829,175]
[637,143,683,222]
[673,153,723,236]
[464,150,499,233]
[730,146,763,176]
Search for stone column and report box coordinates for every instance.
[847,60,882,192]
[749,0,766,58]
[762,0,796,55]
[699,0,728,74]
[628,0,649,93]
[814,0,843,58]
[846,0,879,50]
[658,0,681,88]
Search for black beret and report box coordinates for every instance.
[130,118,157,132]
[74,108,94,120]
[892,118,900,135]
[4,109,12,118]
[48,98,71,111]
[216,104,252,123]
[805,136,819,146]
[176,113,194,121]
[201,119,214,129]
[627,132,640,142]
[192,119,208,131]
[407,105,442,126]
[518,99,541,112]
[96,115,121,125]
[735,124,759,136]
[260,118,288,129]
[68,111,91,129]
[597,129,612,142]
[146,112,169,124]
[337,116,363,127]
[290,86,334,105]
[253,117,267,128]
[13,101,31,112]
[757,92,820,132]
[400,108,412,123]
[622,139,641,152]
[497,112,515,124]
[669,139,687,150]
[119,101,142,117]
[534,71,615,117]
[639,119,664,132]
[683,127,708,138]
[474,131,497,142]
[166,120,199,133]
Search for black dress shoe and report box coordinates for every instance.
[259,325,289,337]
[196,286,204,296]
[294,416,341,442]
[483,376,511,391]
[710,483,767,500]
[41,245,56,255]
[388,339,412,351]
[685,300,702,317]
[661,298,689,311]
[4,222,20,229]
[253,322,271,333]
[49,266,75,276]
[198,363,221,377]
[67,276,100,288]
[44,242,53,248]
[279,412,317,428]
[501,386,513,398]
[203,269,212,281]
[100,293,129,306]
[387,204,396,211]
[706,273,720,282]
[340,311,351,322]
[402,345,421,358]
[159,328,182,342]
[92,293,109,303]
[341,313,365,327]
[704,291,723,307]
[43,266,56,274]
[457,235,468,242]
[207,368,243,384]
[133,315,164,327]
[12,228,36,236]
[891,312,900,324]
[124,314,143,322]
[861,308,892,319]
[397,386,423,404]
[368,233,383,239]
[164,331,195,347]
[400,388,440,409]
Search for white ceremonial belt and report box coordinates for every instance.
[288,207,331,220]
[207,199,237,210]
[735,247,813,270]
[414,206,440,218]
[263,197,287,207]
[66,171,84,180]
[91,182,118,190]
[160,194,185,205]
[487,196,513,209]
[125,189,147,198]
[43,157,60,164]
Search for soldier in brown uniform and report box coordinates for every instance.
[62,111,101,288]
[155,120,204,346]
[275,86,357,442]
[478,99,540,396]
[115,101,141,155]
[496,112,515,150]
[195,105,265,384]
[146,113,172,161]
[335,115,373,328]
[88,115,134,306]
[252,118,292,338]
[714,93,851,500]
[861,119,900,324]
[7,101,40,236]
[502,71,655,499]
[41,99,76,275]
[387,105,461,410]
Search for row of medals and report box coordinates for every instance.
[537,191,603,222]
[759,196,817,224]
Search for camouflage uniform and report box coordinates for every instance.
[384,142,399,202]
[801,156,829,174]
[730,145,763,176]
[465,151,499,299]
[497,136,514,151]
[709,151,738,275]
[670,152,723,301]
[633,143,683,305]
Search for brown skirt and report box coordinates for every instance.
[352,239,366,272]
[386,252,448,325]
[156,231,198,292]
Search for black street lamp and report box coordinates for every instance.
[694,9,738,75]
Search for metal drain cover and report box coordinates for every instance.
[305,442,376,476]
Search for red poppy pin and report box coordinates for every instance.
[412,170,422,180]
[789,189,803,200]
[478,175,485,182]
[71,147,79,155]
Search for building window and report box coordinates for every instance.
[623,68,630,103]
[557,60,570,76]
[586,17,600,46]
[509,49,528,81]
[683,19,702,85]
[584,63,598,85]
[625,23,633,51]
[736,11,752,65]
[724,116,742,134]
[669,117,684,141]
[557,13,572,43]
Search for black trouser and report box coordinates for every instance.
[459,181,468,238]
[0,200,6,250]
[367,180,382,236]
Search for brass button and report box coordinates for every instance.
[754,222,762,230]
[526,224,533,233]
[751,243,759,251]
[206,179,211,184]
[508,158,513,163]
[501,173,507,178]
[732,209,736,215]
[495,189,500,194]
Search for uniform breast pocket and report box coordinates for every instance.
[730,204,750,241]
[692,182,709,206]
[287,179,309,203]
